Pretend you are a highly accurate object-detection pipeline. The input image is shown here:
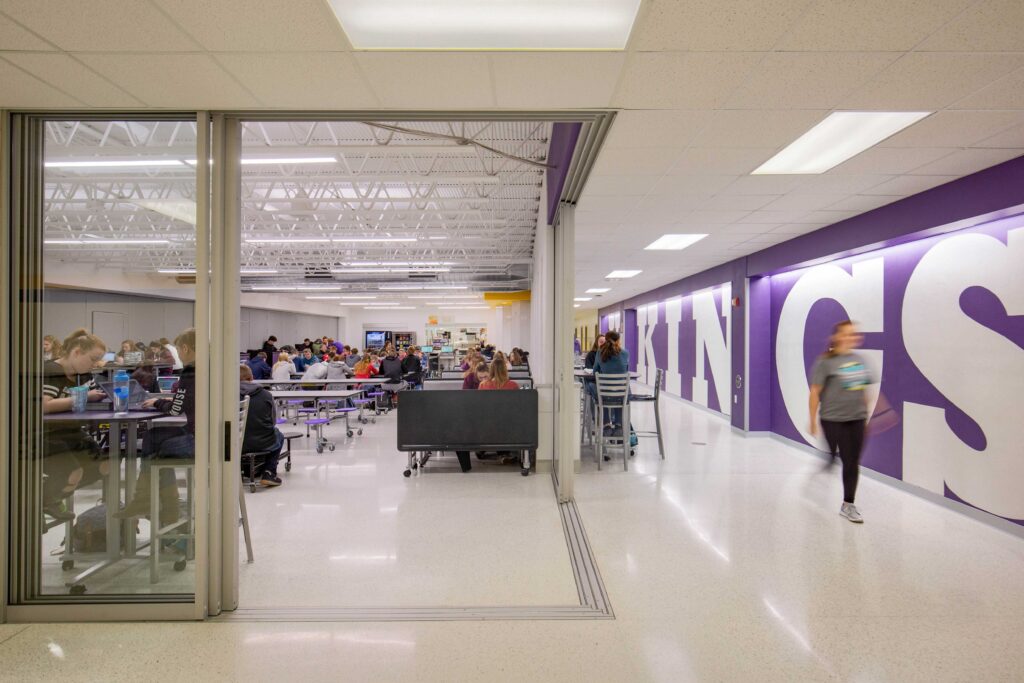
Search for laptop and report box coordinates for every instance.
[158,376,179,392]
[96,379,150,409]
[122,351,144,365]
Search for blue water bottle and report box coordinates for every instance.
[113,369,130,416]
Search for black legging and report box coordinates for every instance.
[821,420,866,504]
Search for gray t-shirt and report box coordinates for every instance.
[810,352,874,422]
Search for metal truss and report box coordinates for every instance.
[43,119,547,291]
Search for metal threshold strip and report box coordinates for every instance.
[214,500,613,623]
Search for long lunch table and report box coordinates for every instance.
[43,410,186,593]
[253,378,387,387]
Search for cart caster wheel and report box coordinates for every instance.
[357,429,363,436]
[174,559,187,572]
[285,463,292,472]
[371,418,376,424]
[521,468,530,477]
[346,430,354,438]
[69,584,87,596]
[403,469,412,477]
[328,444,336,452]
[316,446,323,454]
[249,484,256,493]
[62,560,75,571]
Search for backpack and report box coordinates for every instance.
[72,504,128,553]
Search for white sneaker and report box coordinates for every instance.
[840,503,863,524]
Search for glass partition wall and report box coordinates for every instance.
[6,116,209,614]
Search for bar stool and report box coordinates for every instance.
[631,368,665,459]
[594,372,632,472]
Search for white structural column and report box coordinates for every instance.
[530,196,555,472]
[554,204,577,500]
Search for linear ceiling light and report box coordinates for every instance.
[250,286,342,292]
[332,238,418,243]
[305,296,344,300]
[329,0,642,49]
[406,295,479,299]
[340,295,377,299]
[45,239,170,245]
[574,304,581,308]
[241,157,337,165]
[240,268,279,274]
[363,306,417,310]
[606,270,641,279]
[645,234,708,250]
[245,238,331,244]
[158,269,196,274]
[574,297,593,302]
[45,159,186,168]
[585,288,610,294]
[379,285,468,291]
[438,306,490,310]
[752,111,931,175]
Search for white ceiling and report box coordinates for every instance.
[3,0,1024,309]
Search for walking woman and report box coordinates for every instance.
[808,320,875,524]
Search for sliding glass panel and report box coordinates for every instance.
[9,118,203,602]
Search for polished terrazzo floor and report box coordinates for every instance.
[3,393,1023,681]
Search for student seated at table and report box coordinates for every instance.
[301,356,329,380]
[272,351,296,382]
[585,336,606,370]
[462,360,488,390]
[592,330,632,441]
[401,345,423,388]
[261,335,278,357]
[41,329,111,521]
[246,351,272,380]
[293,347,318,373]
[131,362,160,393]
[239,365,284,487]
[162,336,184,371]
[43,334,63,361]
[353,357,377,379]
[325,353,352,387]
[346,347,362,367]
[480,357,519,391]
[379,348,407,400]
[114,339,136,364]
[117,328,197,526]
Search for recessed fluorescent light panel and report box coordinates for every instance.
[645,233,707,251]
[574,297,593,302]
[329,0,643,49]
[605,270,641,279]
[752,111,931,175]
[586,288,610,294]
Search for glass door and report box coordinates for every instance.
[4,114,211,620]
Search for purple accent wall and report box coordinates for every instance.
[547,122,582,226]
[595,152,1024,526]
[624,308,638,372]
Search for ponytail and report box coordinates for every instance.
[600,331,621,362]
[823,320,854,358]
[61,328,105,358]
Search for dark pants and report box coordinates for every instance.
[143,426,195,488]
[821,420,866,504]
[43,440,104,504]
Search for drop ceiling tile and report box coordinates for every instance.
[691,109,828,149]
[908,147,1024,176]
[2,0,199,51]
[841,52,1024,110]
[864,175,961,196]
[354,53,494,109]
[580,175,660,197]
[613,51,763,109]
[879,110,1024,148]
[491,53,624,108]
[216,52,377,109]
[629,206,706,224]
[603,110,713,149]
[3,52,141,106]
[762,193,850,212]
[977,122,1024,148]
[636,194,712,213]
[777,0,975,51]
[696,194,778,211]
[726,52,898,109]
[670,147,775,175]
[591,145,683,176]
[799,210,863,226]
[679,210,754,226]
[719,175,805,196]
[0,13,55,49]
[795,173,894,194]
[153,0,348,50]
[630,0,807,50]
[743,209,812,224]
[833,146,955,174]
[826,195,899,213]
[576,195,643,213]
[716,222,780,236]
[649,174,737,196]
[917,0,1024,51]
[77,53,260,107]
[0,58,82,107]
[951,67,1024,109]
